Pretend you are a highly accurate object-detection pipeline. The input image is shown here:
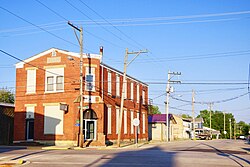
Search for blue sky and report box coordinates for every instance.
[0,0,250,123]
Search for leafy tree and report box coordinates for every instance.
[237,121,250,136]
[148,105,161,115]
[197,110,235,139]
[181,114,192,118]
[0,88,14,103]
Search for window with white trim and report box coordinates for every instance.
[116,74,120,97]
[137,112,140,134]
[26,69,36,93]
[142,90,145,104]
[143,113,146,134]
[131,110,134,134]
[85,67,95,91]
[124,80,127,99]
[26,106,34,119]
[44,105,64,135]
[108,71,112,95]
[131,82,134,100]
[107,106,112,134]
[136,84,139,103]
[124,109,127,134]
[45,68,64,92]
[116,107,120,134]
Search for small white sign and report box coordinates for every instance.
[224,131,227,134]
[133,118,140,126]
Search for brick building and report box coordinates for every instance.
[14,48,148,146]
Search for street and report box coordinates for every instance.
[0,140,249,167]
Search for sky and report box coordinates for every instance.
[0,0,249,123]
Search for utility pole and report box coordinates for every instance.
[234,119,236,140]
[165,71,181,142]
[117,48,147,147]
[68,21,84,147]
[192,90,196,140]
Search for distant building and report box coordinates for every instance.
[14,48,148,146]
[0,102,14,145]
[148,114,176,141]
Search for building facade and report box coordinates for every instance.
[0,102,14,145]
[14,48,148,146]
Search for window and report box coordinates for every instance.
[56,76,63,90]
[142,90,145,104]
[107,107,112,134]
[143,113,146,134]
[124,109,127,134]
[108,71,112,95]
[124,80,127,99]
[45,68,64,92]
[26,106,34,119]
[137,112,140,134]
[44,105,64,135]
[26,69,36,93]
[116,74,120,97]
[47,76,53,91]
[131,110,134,134]
[131,82,134,100]
[136,84,139,103]
[85,67,95,91]
[116,107,120,134]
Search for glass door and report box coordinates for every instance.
[85,120,96,140]
[26,119,34,141]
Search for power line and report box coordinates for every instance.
[78,0,147,50]
[0,5,78,48]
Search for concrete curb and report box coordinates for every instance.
[0,159,24,166]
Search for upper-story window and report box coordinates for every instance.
[108,71,112,95]
[26,69,36,93]
[142,89,145,104]
[136,84,139,103]
[130,82,134,100]
[116,74,120,97]
[124,79,127,99]
[85,67,95,91]
[45,67,64,93]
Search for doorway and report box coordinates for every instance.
[85,120,96,140]
[26,119,34,141]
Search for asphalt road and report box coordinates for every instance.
[0,140,249,167]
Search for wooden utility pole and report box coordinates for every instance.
[117,49,147,147]
[68,21,84,147]
[165,71,181,142]
[209,103,213,138]
[192,90,196,140]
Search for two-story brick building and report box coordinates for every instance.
[14,48,148,146]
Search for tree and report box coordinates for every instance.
[237,121,250,136]
[181,114,192,118]
[148,105,161,115]
[0,88,14,103]
[197,110,235,139]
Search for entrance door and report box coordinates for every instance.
[26,119,34,141]
[85,120,96,140]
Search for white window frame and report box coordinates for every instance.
[143,113,146,134]
[116,107,120,134]
[137,84,139,103]
[107,107,112,134]
[124,109,127,134]
[45,68,64,93]
[44,104,64,135]
[85,67,95,92]
[131,82,134,100]
[108,71,112,95]
[116,74,120,97]
[142,90,145,104]
[26,69,36,93]
[131,110,134,134]
[26,106,35,119]
[124,79,127,99]
[137,112,140,134]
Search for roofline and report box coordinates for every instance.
[0,102,15,107]
[15,48,102,68]
[101,63,148,87]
